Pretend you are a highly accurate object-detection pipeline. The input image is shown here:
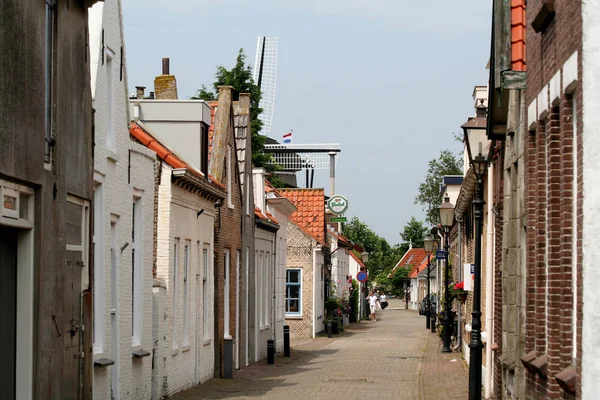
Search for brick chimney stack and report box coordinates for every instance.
[135,86,146,99]
[154,57,178,100]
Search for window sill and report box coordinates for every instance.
[203,339,212,346]
[182,344,191,353]
[172,348,179,356]
[107,149,119,162]
[132,349,151,358]
[285,315,303,320]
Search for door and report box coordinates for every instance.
[110,223,119,400]
[0,225,17,399]
[63,250,83,400]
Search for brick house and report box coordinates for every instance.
[280,189,328,339]
[454,86,494,394]
[88,1,156,398]
[520,0,583,398]
[387,247,428,311]
[208,86,245,377]
[1,0,99,398]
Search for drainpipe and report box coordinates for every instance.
[485,162,494,397]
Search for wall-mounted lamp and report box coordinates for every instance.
[214,198,223,208]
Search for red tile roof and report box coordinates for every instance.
[279,189,326,244]
[387,248,428,279]
[328,228,351,246]
[130,122,225,189]
[511,0,526,71]
[254,206,280,226]
[408,253,431,279]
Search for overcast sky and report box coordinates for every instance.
[123,0,492,245]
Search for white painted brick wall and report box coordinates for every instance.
[582,5,600,397]
[155,164,217,397]
[255,229,275,361]
[270,207,289,353]
[90,0,155,398]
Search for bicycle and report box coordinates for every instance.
[437,311,460,352]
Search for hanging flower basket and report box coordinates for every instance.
[459,293,468,304]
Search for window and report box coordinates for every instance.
[227,146,233,208]
[200,123,208,176]
[93,184,104,353]
[132,198,142,345]
[202,247,209,340]
[172,239,179,350]
[264,252,270,327]
[258,251,264,328]
[105,51,115,150]
[183,243,190,345]
[286,269,301,316]
[45,0,56,164]
[224,249,231,338]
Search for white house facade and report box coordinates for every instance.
[89,2,156,399]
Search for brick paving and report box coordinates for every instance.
[169,299,468,399]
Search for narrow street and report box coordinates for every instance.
[170,299,468,400]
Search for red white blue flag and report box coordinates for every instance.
[283,131,292,144]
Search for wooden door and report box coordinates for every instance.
[0,225,17,399]
[62,250,83,400]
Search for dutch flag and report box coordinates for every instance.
[283,131,292,144]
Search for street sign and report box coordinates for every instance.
[330,216,347,223]
[436,250,448,261]
[357,271,368,283]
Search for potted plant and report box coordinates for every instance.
[452,281,468,303]
[325,298,340,334]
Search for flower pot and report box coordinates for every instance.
[459,293,468,304]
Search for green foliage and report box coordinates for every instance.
[398,217,428,255]
[349,280,359,323]
[193,48,276,173]
[325,298,339,319]
[414,149,462,225]
[342,216,389,278]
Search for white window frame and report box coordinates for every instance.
[105,48,116,152]
[182,242,190,346]
[131,197,142,346]
[93,184,105,354]
[259,251,264,329]
[172,238,180,351]
[224,249,231,338]
[66,194,90,291]
[202,246,210,341]
[286,269,302,316]
[227,146,234,209]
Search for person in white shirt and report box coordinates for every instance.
[380,292,388,310]
[367,290,380,322]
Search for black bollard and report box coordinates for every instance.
[267,339,275,364]
[327,322,332,338]
[283,325,291,357]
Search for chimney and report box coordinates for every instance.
[149,92,155,99]
[208,86,234,182]
[475,98,487,118]
[154,58,178,100]
[135,86,146,99]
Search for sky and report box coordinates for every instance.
[123,0,492,245]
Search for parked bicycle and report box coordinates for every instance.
[437,310,460,352]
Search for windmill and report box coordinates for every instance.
[253,37,278,135]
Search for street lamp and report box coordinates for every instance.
[462,111,495,400]
[423,234,436,331]
[439,194,455,353]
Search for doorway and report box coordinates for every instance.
[0,225,17,399]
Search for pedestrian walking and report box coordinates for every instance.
[367,290,380,322]
[380,292,388,310]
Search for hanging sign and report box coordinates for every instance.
[327,195,349,215]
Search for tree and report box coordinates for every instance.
[193,49,273,170]
[414,149,462,225]
[398,217,428,255]
[342,216,388,278]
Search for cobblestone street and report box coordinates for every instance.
[170,299,468,400]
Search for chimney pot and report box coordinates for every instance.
[162,58,170,75]
[149,91,155,99]
[135,86,146,99]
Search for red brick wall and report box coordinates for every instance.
[492,146,504,400]
[524,2,582,397]
[213,113,243,377]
